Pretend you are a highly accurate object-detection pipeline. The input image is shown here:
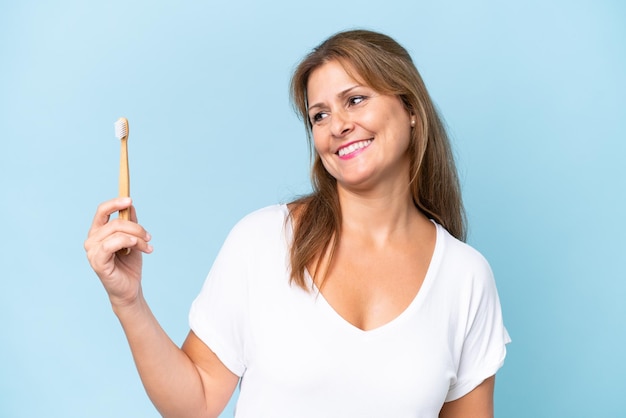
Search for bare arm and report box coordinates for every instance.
[85,198,238,417]
[182,330,241,413]
[439,376,495,418]
[114,297,239,417]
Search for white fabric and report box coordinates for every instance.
[189,205,510,418]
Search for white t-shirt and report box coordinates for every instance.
[189,205,510,418]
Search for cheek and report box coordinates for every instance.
[311,129,328,153]
[391,113,413,140]
[311,140,336,174]
[314,152,336,179]
[310,134,330,161]
[316,151,334,172]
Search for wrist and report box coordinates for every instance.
[110,290,147,319]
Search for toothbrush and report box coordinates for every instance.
[114,117,131,255]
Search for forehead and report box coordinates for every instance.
[306,60,366,101]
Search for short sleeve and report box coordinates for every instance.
[445,256,511,402]
[188,220,252,377]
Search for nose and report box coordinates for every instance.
[330,109,354,138]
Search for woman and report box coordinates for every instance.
[85,29,509,417]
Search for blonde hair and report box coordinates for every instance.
[289,29,466,290]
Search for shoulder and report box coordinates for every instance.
[431,225,508,344]
[439,226,491,270]
[228,204,289,237]
[434,224,495,292]
[237,204,289,223]
[220,205,291,257]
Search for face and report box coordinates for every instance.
[307,60,414,194]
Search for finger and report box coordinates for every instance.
[86,218,151,250]
[87,229,152,269]
[130,235,153,254]
[104,232,138,254]
[101,232,153,256]
[88,197,133,235]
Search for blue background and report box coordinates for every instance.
[1,0,624,417]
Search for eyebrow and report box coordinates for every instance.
[307,85,362,113]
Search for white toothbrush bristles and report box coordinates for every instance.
[114,117,129,139]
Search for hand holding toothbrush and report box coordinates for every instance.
[84,197,153,308]
[84,118,152,308]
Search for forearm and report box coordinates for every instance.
[113,294,209,418]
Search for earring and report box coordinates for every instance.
[410,119,416,127]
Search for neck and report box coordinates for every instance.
[337,184,430,247]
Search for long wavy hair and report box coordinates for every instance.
[288,29,466,290]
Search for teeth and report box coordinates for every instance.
[338,140,372,157]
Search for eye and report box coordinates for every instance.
[348,95,367,106]
[310,111,328,124]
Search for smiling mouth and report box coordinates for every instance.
[337,139,373,157]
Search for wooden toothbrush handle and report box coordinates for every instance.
[119,137,130,220]
[117,138,131,256]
